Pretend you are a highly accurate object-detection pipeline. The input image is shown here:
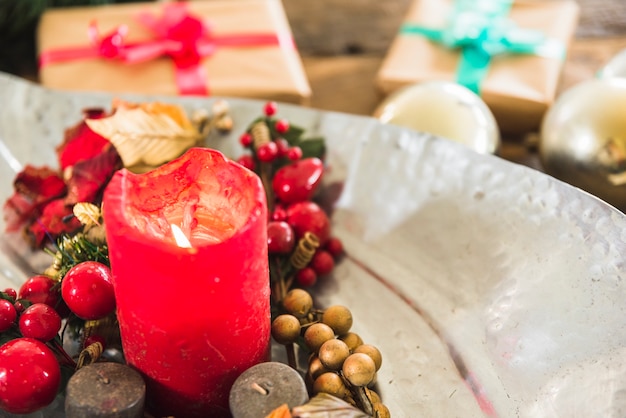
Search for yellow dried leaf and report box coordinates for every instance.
[112,100,194,130]
[141,102,194,131]
[86,107,201,167]
[73,202,101,227]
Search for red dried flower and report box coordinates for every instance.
[2,108,122,248]
[3,166,66,232]
[26,199,82,248]
[56,109,110,171]
[64,148,122,205]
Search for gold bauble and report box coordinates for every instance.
[540,78,626,211]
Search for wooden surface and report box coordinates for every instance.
[299,37,626,170]
[291,0,626,171]
[11,0,626,172]
[301,38,626,117]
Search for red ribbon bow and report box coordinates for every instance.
[39,3,285,95]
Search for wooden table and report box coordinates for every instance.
[293,0,626,172]
[10,0,626,173]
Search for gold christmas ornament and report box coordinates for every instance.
[539,78,626,211]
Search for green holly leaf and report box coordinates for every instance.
[298,138,326,160]
[264,118,305,145]
[0,291,15,302]
[280,124,305,146]
[0,329,22,346]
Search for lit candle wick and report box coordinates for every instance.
[170,224,192,248]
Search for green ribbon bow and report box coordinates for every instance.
[400,0,564,94]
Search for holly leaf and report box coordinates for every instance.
[85,105,202,168]
[298,138,326,161]
[292,393,369,417]
[274,123,305,146]
[248,116,306,146]
[0,328,21,346]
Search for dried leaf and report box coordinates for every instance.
[112,100,194,131]
[292,393,370,418]
[86,106,201,167]
[73,202,101,227]
[265,403,292,418]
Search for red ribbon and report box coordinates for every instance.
[39,3,286,95]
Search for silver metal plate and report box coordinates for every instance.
[1,73,626,417]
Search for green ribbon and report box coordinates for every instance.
[400,0,564,94]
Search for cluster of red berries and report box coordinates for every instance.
[241,103,388,416]
[0,260,115,414]
[236,101,303,170]
[236,101,343,289]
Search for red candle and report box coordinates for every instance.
[102,147,270,417]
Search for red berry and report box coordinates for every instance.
[237,154,255,171]
[286,146,303,161]
[272,158,324,204]
[19,303,62,342]
[310,250,335,276]
[239,132,253,147]
[271,206,287,222]
[264,101,278,116]
[0,299,17,332]
[13,301,25,314]
[296,268,317,287]
[0,338,61,414]
[275,119,290,134]
[61,261,116,320]
[3,288,17,302]
[275,138,290,157]
[18,275,59,308]
[267,221,296,255]
[325,237,344,258]
[257,141,279,163]
[286,201,331,245]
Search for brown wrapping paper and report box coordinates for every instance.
[376,0,580,134]
[37,0,311,104]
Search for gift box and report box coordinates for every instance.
[376,0,580,134]
[37,0,311,104]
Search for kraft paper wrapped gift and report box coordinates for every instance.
[37,0,311,104]
[376,0,580,134]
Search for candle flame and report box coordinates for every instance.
[171,224,192,248]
